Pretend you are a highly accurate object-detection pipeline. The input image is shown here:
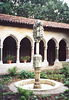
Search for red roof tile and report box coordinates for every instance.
[0,14,69,29]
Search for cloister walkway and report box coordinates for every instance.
[0,62,64,75]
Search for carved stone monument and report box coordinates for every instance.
[33,20,44,89]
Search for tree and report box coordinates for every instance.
[0,0,69,23]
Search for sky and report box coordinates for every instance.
[62,0,69,6]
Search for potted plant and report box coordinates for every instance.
[5,54,15,64]
[21,56,30,63]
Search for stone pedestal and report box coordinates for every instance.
[34,67,41,88]
[33,54,42,89]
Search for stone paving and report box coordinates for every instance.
[0,62,63,75]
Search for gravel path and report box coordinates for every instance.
[8,81,68,95]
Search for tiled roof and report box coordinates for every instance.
[0,14,69,29]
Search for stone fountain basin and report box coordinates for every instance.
[14,79,61,92]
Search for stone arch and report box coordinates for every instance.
[59,39,66,61]
[3,36,17,63]
[24,35,33,46]
[50,37,58,47]
[42,37,46,47]
[47,39,56,66]
[20,37,31,63]
[3,34,18,46]
[59,38,67,47]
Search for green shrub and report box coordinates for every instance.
[64,78,69,82]
[17,87,33,100]
[31,95,38,100]
[47,70,53,74]
[64,89,69,97]
[3,76,12,85]
[59,67,69,78]
[20,96,26,100]
[64,81,69,87]
[19,70,35,79]
[55,96,59,99]
[3,92,15,95]
[42,94,51,99]
[53,69,60,74]
[8,66,17,76]
[40,71,48,79]
[0,78,8,99]
[0,76,11,87]
[60,89,69,100]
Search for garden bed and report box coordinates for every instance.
[0,66,69,100]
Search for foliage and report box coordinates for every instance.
[42,94,51,99]
[64,77,69,88]
[4,54,15,61]
[8,66,17,76]
[40,71,48,79]
[0,76,12,85]
[40,71,65,81]
[63,89,69,97]
[60,67,69,78]
[47,70,53,74]
[64,81,69,87]
[60,89,69,100]
[55,96,59,99]
[19,70,35,79]
[0,66,69,99]
[17,87,33,100]
[31,95,38,100]
[21,56,30,61]
[0,0,69,23]
[0,76,13,99]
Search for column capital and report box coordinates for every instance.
[44,45,47,50]
[0,44,3,48]
[66,47,69,62]
[31,45,34,49]
[44,45,46,48]
[66,47,69,49]
[17,44,20,49]
[56,46,59,49]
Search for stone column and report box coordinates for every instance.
[55,47,59,62]
[44,46,46,61]
[0,45,3,64]
[66,47,69,62]
[31,46,34,62]
[44,46,48,61]
[36,42,39,55]
[16,43,20,63]
[54,46,62,69]
[44,46,48,65]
